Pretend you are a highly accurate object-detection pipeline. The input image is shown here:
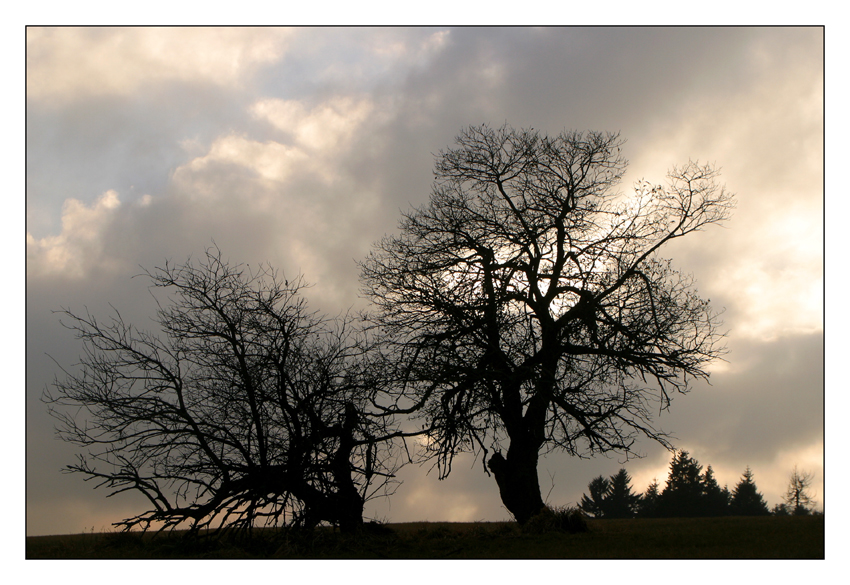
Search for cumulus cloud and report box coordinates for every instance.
[619,30,823,344]
[251,96,376,152]
[160,92,394,311]
[172,94,383,198]
[26,27,291,103]
[713,253,822,341]
[174,134,310,188]
[26,189,126,278]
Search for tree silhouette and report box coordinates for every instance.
[729,467,770,516]
[605,468,642,519]
[579,475,610,518]
[579,468,641,519]
[657,450,705,517]
[360,124,733,523]
[701,465,730,516]
[637,478,661,518]
[783,466,816,516]
[772,503,791,516]
[44,247,409,534]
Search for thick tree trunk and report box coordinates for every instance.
[333,489,365,534]
[297,487,364,534]
[329,402,365,534]
[290,403,366,534]
[487,441,545,525]
[294,469,364,534]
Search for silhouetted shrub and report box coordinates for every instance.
[523,506,589,534]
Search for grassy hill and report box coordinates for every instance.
[26,515,824,559]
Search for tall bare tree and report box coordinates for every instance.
[44,247,407,534]
[783,466,817,515]
[360,124,733,523]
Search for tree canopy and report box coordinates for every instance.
[701,465,731,517]
[783,466,816,516]
[657,450,705,517]
[729,467,770,516]
[579,475,610,518]
[361,124,733,523]
[605,468,642,519]
[637,478,661,518]
[580,468,641,519]
[47,122,738,531]
[44,247,407,534]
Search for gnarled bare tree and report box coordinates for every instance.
[44,247,406,534]
[360,124,733,524]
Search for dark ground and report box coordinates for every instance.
[26,515,824,559]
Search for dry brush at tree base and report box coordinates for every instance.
[26,516,823,559]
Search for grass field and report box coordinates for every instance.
[27,515,824,559]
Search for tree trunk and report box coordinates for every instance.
[290,403,366,534]
[487,440,545,525]
[329,402,365,534]
[297,487,364,533]
[333,489,365,534]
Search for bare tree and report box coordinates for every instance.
[784,466,817,515]
[44,247,407,534]
[360,124,733,523]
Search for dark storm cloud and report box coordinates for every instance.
[398,28,756,128]
[669,333,824,462]
[371,28,763,145]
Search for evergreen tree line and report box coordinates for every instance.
[579,451,818,519]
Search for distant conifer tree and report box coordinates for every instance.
[729,467,771,516]
[579,475,610,518]
[657,450,704,517]
[605,469,642,519]
[701,465,730,516]
[637,478,661,518]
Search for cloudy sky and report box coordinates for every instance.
[25,26,825,539]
